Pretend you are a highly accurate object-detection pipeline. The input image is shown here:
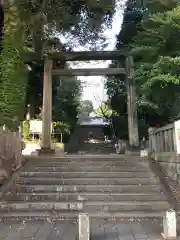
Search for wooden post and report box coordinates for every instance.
[125,56,139,148]
[41,58,53,151]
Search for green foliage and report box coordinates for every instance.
[132,5,180,125]
[94,102,113,118]
[22,120,30,139]
[106,0,180,137]
[26,63,44,117]
[52,76,82,127]
[53,121,70,134]
[25,65,82,132]
[0,0,117,145]
[53,121,71,143]
[14,0,116,52]
[0,4,28,130]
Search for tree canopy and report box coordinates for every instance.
[14,0,116,53]
[106,0,180,139]
[0,0,117,133]
[132,2,180,126]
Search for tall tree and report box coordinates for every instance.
[132,5,180,125]
[53,76,82,126]
[105,0,180,140]
[15,0,116,54]
[1,0,117,129]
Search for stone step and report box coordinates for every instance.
[0,210,164,221]
[16,177,159,185]
[13,184,162,193]
[0,200,170,212]
[29,154,142,159]
[78,145,115,149]
[27,160,148,168]
[76,149,116,153]
[3,192,168,202]
[29,161,145,167]
[25,166,148,172]
[20,171,155,178]
[31,155,146,161]
[28,157,146,162]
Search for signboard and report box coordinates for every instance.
[174,120,180,154]
[29,120,53,134]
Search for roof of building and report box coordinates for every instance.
[79,117,109,126]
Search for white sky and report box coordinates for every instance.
[81,3,125,109]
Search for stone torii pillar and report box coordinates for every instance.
[40,58,54,153]
[125,56,139,148]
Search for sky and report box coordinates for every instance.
[81,2,125,109]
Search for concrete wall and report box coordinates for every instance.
[0,132,25,184]
[151,152,180,182]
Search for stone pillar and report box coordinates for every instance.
[41,58,53,151]
[162,210,176,239]
[79,213,90,240]
[125,56,139,148]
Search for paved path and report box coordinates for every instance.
[0,219,176,240]
[22,143,40,156]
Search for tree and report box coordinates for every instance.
[14,0,116,54]
[26,65,82,127]
[0,0,117,130]
[25,63,44,117]
[105,0,180,140]
[132,5,180,125]
[0,2,28,130]
[78,100,94,121]
[53,76,82,125]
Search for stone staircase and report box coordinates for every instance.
[0,155,172,221]
[75,142,116,154]
[66,124,116,154]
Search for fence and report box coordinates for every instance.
[148,122,180,185]
[148,123,176,154]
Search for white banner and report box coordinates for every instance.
[29,120,52,134]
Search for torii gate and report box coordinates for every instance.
[26,51,139,153]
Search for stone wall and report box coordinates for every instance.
[152,152,180,182]
[0,131,25,184]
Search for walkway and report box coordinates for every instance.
[0,219,168,240]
